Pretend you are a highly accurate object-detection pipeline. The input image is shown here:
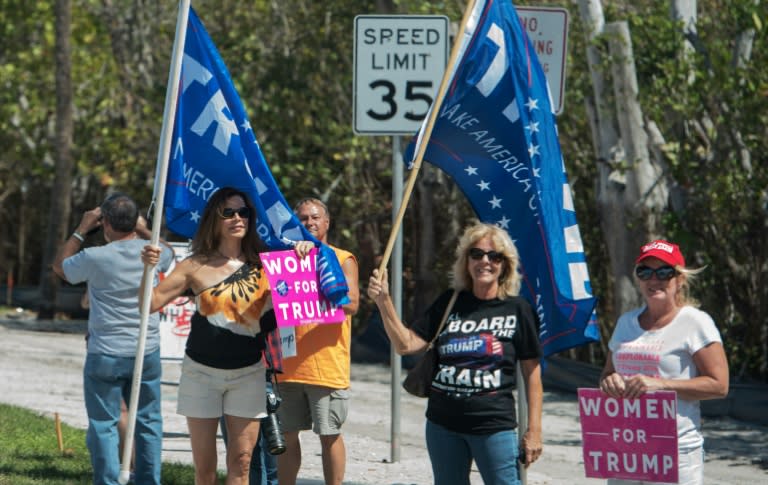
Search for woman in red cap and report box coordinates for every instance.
[599,240,729,485]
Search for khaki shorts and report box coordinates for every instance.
[176,355,267,419]
[276,382,349,435]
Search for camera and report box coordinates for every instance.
[261,383,286,455]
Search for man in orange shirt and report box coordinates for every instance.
[276,197,359,485]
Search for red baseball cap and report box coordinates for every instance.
[635,240,686,267]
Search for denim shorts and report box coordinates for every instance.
[177,355,267,419]
[276,382,349,435]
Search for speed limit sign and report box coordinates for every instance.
[353,15,449,135]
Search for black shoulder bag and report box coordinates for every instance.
[402,290,459,398]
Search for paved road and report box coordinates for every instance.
[1,318,766,484]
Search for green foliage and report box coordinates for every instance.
[0,403,202,484]
[594,0,768,379]
[1,0,766,379]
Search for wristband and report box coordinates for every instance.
[71,231,85,243]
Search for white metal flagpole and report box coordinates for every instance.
[119,0,190,483]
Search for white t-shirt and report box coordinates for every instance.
[608,305,722,451]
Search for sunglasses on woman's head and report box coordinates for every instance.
[468,247,504,263]
[635,265,677,281]
[218,207,251,219]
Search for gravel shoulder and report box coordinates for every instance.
[1,320,766,484]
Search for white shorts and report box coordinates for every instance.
[607,446,703,485]
[176,355,267,419]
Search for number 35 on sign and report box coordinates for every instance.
[353,15,449,135]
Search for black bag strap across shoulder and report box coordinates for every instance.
[426,290,459,350]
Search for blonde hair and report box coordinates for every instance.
[672,265,705,307]
[451,222,521,299]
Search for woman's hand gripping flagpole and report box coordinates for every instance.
[119,1,190,483]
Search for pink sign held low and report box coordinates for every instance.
[260,248,345,328]
[578,388,678,483]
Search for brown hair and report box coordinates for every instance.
[189,187,266,265]
[451,222,522,299]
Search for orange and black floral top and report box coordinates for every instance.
[185,263,278,369]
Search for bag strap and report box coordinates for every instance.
[426,290,459,349]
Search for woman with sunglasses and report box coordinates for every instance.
[140,187,311,485]
[367,222,543,485]
[599,239,729,485]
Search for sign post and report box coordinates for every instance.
[353,14,449,463]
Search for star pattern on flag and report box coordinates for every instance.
[524,97,539,111]
[163,7,350,307]
[402,0,598,357]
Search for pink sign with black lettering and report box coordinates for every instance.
[578,388,678,483]
[260,248,345,328]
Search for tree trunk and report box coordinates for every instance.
[577,0,637,329]
[606,20,667,242]
[671,0,698,65]
[38,0,74,319]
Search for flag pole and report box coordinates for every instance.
[376,0,478,276]
[119,0,190,483]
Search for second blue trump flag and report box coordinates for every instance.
[409,0,599,356]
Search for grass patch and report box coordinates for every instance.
[0,403,203,484]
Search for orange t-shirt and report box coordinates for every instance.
[278,246,355,389]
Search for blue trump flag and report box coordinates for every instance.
[408,0,598,356]
[164,8,349,305]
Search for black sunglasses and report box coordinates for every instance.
[635,265,677,281]
[218,207,251,219]
[468,248,505,263]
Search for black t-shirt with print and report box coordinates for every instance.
[409,289,542,434]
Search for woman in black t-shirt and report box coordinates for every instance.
[368,222,543,485]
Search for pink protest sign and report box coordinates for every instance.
[578,388,678,483]
[260,248,345,328]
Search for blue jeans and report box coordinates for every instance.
[426,419,520,485]
[249,433,278,485]
[219,411,278,485]
[84,350,162,485]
